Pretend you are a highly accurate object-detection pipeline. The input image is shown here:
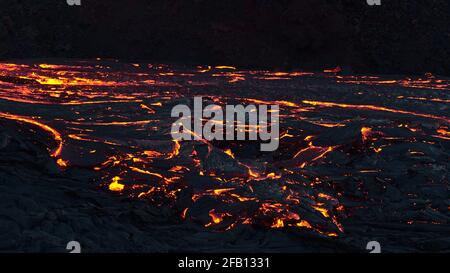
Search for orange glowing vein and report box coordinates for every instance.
[302,100,450,124]
[0,112,63,157]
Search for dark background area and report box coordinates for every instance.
[0,0,449,75]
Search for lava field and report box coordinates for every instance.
[0,60,449,252]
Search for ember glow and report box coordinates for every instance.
[1,60,448,239]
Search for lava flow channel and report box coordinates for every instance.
[302,100,450,124]
[0,112,63,157]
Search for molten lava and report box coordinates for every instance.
[1,60,448,238]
